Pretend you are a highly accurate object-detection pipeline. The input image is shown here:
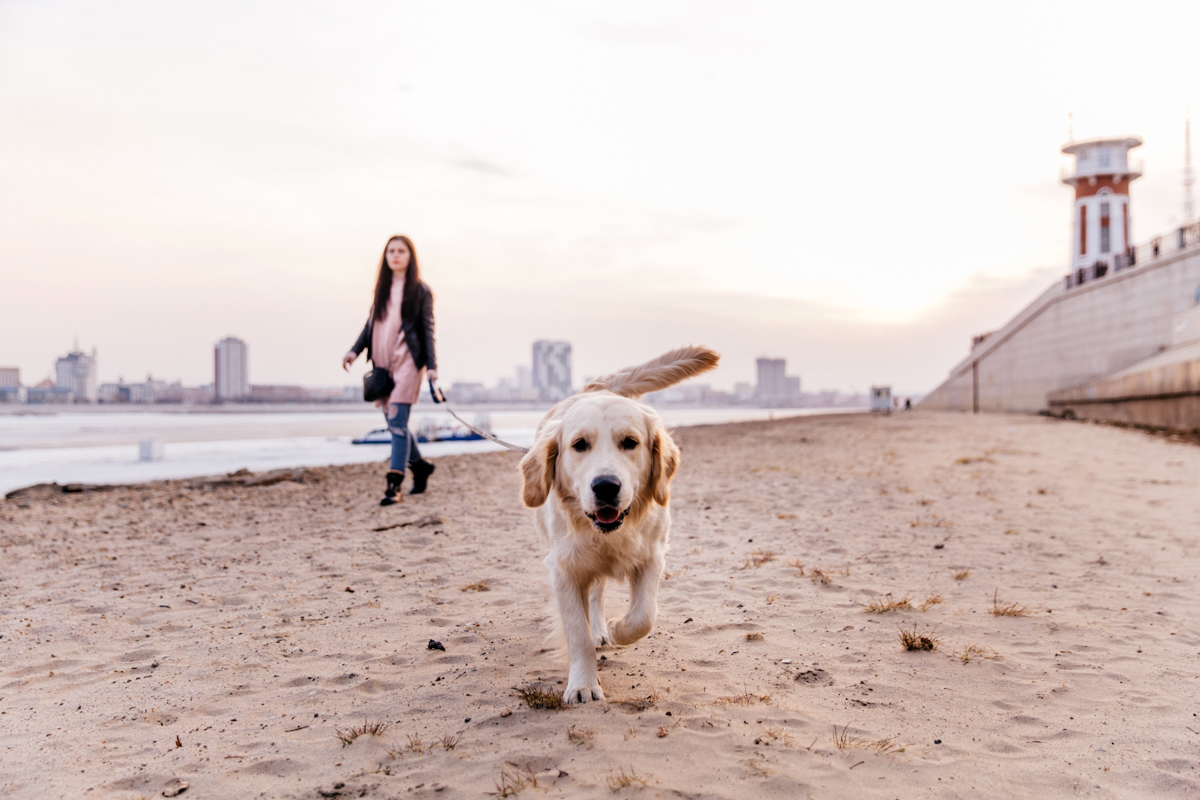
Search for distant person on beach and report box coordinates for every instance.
[342,235,438,505]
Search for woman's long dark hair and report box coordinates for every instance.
[372,235,424,322]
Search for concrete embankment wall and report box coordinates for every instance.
[920,248,1200,413]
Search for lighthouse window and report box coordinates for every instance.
[1079,205,1087,256]
[1100,202,1111,254]
[1098,147,1111,168]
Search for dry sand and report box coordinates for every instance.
[1,411,1198,799]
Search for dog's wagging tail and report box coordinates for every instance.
[581,346,720,400]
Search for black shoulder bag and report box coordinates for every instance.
[361,315,395,402]
[363,366,394,402]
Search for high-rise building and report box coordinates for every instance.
[214,337,249,401]
[755,357,801,405]
[532,341,572,402]
[515,365,532,392]
[55,348,97,402]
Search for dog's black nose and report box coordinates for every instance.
[591,475,622,505]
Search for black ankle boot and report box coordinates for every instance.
[409,459,435,495]
[380,470,404,506]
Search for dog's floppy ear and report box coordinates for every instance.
[520,423,560,508]
[648,423,681,507]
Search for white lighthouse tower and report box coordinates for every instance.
[1062,136,1141,283]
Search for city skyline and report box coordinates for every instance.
[2,3,1198,395]
[2,337,872,408]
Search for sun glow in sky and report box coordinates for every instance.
[2,1,1198,393]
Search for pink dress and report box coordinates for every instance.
[370,279,424,406]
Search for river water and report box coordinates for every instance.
[0,405,862,495]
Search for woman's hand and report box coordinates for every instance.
[427,369,438,382]
[342,351,356,371]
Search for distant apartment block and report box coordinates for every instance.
[532,340,572,402]
[447,382,488,404]
[56,349,97,402]
[0,367,24,403]
[755,358,801,406]
[214,337,249,401]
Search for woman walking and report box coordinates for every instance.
[343,235,438,505]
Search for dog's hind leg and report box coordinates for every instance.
[589,579,611,647]
[551,569,605,704]
[609,557,663,646]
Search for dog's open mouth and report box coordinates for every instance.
[587,506,628,533]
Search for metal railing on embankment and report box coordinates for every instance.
[1065,220,1200,289]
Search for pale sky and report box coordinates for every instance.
[2,1,1198,394]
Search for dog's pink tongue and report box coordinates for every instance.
[595,507,620,524]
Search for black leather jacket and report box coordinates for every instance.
[349,280,437,372]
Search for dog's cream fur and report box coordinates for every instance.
[519,346,719,703]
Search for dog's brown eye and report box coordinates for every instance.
[620,437,638,451]
[572,439,589,452]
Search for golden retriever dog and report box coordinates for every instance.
[519,346,719,703]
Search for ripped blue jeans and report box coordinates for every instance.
[385,403,422,471]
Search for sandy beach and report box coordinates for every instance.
[1,411,1198,799]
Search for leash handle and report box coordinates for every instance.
[428,378,446,404]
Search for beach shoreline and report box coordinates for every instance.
[2,411,1197,798]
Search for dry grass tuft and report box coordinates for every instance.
[808,566,847,585]
[605,767,647,790]
[919,594,944,611]
[743,550,776,569]
[755,726,795,746]
[566,724,594,748]
[716,681,773,706]
[952,570,972,581]
[615,688,660,712]
[832,724,905,756]
[832,723,853,749]
[335,720,389,747]
[436,732,464,750]
[745,631,765,641]
[861,595,912,613]
[990,589,1030,617]
[957,644,999,664]
[786,559,805,575]
[496,765,538,797]
[385,732,429,758]
[460,581,490,592]
[764,593,781,604]
[898,624,940,651]
[514,684,563,711]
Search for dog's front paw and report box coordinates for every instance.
[609,614,653,646]
[592,629,611,648]
[563,679,605,704]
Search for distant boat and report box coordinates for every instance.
[352,414,492,445]
[351,428,391,445]
[415,414,490,443]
